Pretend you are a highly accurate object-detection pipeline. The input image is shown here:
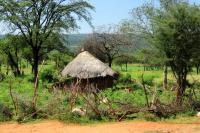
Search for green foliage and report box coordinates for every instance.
[0,72,5,82]
[41,92,68,118]
[41,67,59,83]
[152,3,200,104]
[59,113,91,124]
[118,73,132,84]
[26,75,35,83]
[0,0,94,84]
[0,35,25,76]
[139,75,157,86]
[0,62,199,123]
[102,89,147,107]
[130,0,200,105]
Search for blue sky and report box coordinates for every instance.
[76,0,200,33]
[76,0,144,33]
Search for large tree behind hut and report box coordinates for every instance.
[81,25,131,67]
[0,0,94,109]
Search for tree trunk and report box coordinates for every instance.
[176,85,183,106]
[56,57,59,69]
[196,65,199,75]
[108,59,112,67]
[143,65,146,71]
[32,49,39,81]
[8,52,21,76]
[163,65,168,90]
[176,74,187,106]
[26,60,29,68]
[6,61,9,75]
[125,62,128,72]
[32,48,39,110]
[19,59,22,73]
[141,74,150,108]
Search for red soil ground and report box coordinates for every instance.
[0,120,200,133]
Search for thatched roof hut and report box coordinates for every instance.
[61,51,118,92]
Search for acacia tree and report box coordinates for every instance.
[153,3,200,105]
[115,54,134,71]
[0,0,94,109]
[131,1,200,105]
[0,0,93,80]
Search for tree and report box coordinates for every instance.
[131,1,200,105]
[48,49,72,70]
[0,35,25,76]
[82,26,131,67]
[154,3,200,105]
[126,0,200,105]
[137,49,164,71]
[0,0,94,109]
[0,0,94,81]
[80,34,107,62]
[115,54,134,71]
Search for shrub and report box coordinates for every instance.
[0,72,5,82]
[118,73,132,84]
[0,103,12,122]
[16,98,35,122]
[41,68,59,83]
[26,75,34,82]
[139,75,155,86]
[42,92,66,117]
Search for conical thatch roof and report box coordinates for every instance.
[61,51,118,79]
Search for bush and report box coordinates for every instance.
[14,94,46,122]
[0,103,12,122]
[16,98,35,122]
[41,68,59,83]
[0,72,5,82]
[26,75,34,82]
[118,73,132,84]
[139,75,155,86]
[42,92,67,117]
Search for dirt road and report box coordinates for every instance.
[0,120,200,133]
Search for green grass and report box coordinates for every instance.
[0,63,199,123]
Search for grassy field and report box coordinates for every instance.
[0,63,199,123]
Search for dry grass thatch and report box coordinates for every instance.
[61,51,118,79]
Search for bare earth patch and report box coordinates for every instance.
[0,120,200,133]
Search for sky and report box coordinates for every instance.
[76,0,144,33]
[75,0,200,34]
[0,0,199,34]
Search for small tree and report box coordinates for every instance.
[0,35,25,76]
[115,54,134,71]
